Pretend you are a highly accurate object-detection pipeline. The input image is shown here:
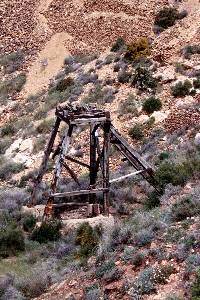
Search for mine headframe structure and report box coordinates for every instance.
[31,104,157,217]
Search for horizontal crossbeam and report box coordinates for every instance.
[51,188,109,198]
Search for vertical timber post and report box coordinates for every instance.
[103,112,111,215]
[88,124,97,216]
[31,117,61,206]
[44,124,73,217]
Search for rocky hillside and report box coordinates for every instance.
[1,0,200,299]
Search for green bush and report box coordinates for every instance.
[132,67,157,91]
[144,191,160,210]
[124,37,150,61]
[0,160,24,180]
[128,124,144,140]
[1,123,15,137]
[23,214,37,232]
[55,77,74,92]
[193,78,200,89]
[117,70,132,84]
[31,220,61,243]
[82,84,115,105]
[0,223,25,257]
[171,80,192,97]
[0,137,12,154]
[159,152,170,161]
[155,158,200,189]
[95,259,122,282]
[36,118,54,134]
[76,222,100,257]
[118,93,138,116]
[191,269,200,300]
[143,97,162,114]
[134,265,174,295]
[111,37,125,52]
[0,51,24,74]
[171,197,200,221]
[132,252,146,267]
[183,45,200,59]
[0,73,26,100]
[154,7,179,29]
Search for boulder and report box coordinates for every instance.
[151,110,170,124]
[194,133,200,146]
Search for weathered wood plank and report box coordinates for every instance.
[65,155,90,169]
[52,188,109,198]
[110,170,145,183]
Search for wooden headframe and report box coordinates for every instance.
[31,103,158,218]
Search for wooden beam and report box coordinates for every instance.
[103,117,111,215]
[51,125,74,192]
[89,124,97,204]
[52,188,109,198]
[61,160,80,186]
[31,117,61,205]
[65,155,90,169]
[109,170,145,184]
[110,125,153,171]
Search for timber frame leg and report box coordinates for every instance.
[103,113,111,215]
[31,117,61,206]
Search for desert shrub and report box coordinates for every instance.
[124,37,150,62]
[171,80,192,97]
[0,51,24,74]
[0,223,25,257]
[133,264,174,295]
[154,7,179,29]
[159,152,170,161]
[121,246,136,263]
[171,197,200,221]
[31,220,61,243]
[104,54,115,65]
[155,158,200,189]
[128,124,144,140]
[82,84,115,105]
[144,191,160,210]
[111,37,125,52]
[113,63,120,72]
[118,93,138,116]
[186,254,200,274]
[117,69,132,83]
[95,259,122,282]
[134,229,154,247]
[33,136,46,153]
[132,66,157,91]
[142,97,162,114]
[36,118,54,134]
[0,137,12,154]
[0,160,24,180]
[191,269,200,300]
[84,284,102,300]
[193,78,200,89]
[76,71,98,86]
[182,45,200,59]
[16,266,51,298]
[74,53,98,65]
[132,252,146,267]
[23,214,37,232]
[0,188,28,211]
[76,222,100,257]
[55,77,74,92]
[1,123,15,137]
